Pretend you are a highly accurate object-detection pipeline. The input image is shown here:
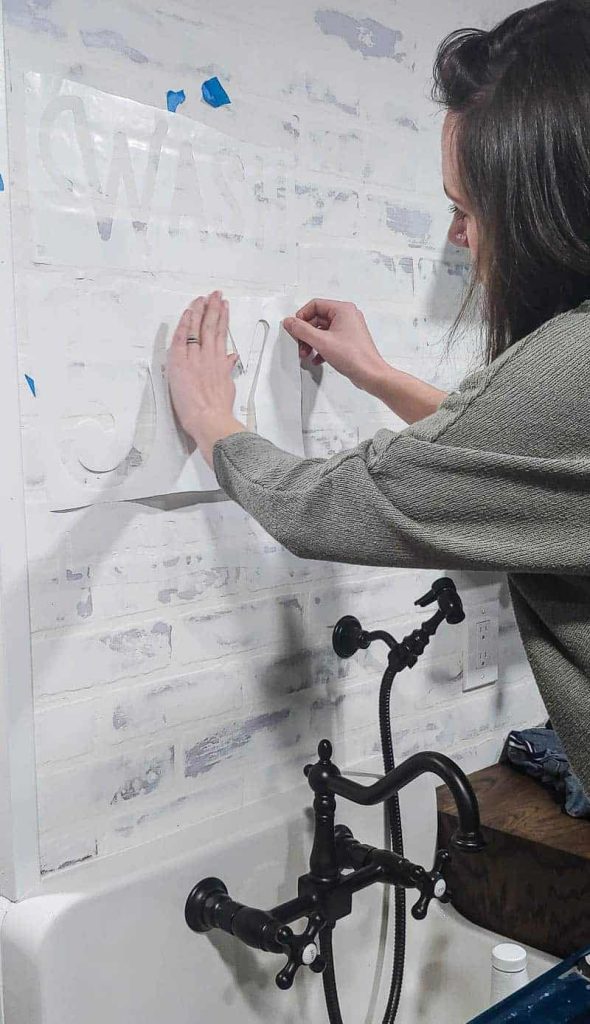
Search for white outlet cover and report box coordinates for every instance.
[462,601,500,692]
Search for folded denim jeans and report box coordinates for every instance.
[501,726,590,818]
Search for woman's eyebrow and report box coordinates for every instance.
[443,184,464,205]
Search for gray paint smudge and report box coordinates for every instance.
[114,766,161,801]
[195,63,224,78]
[148,683,173,698]
[157,568,232,605]
[305,80,358,117]
[283,119,300,140]
[100,621,171,657]
[311,694,345,712]
[185,709,290,778]
[396,116,419,132]
[79,28,149,64]
[4,0,65,38]
[97,218,112,242]
[66,567,89,581]
[371,251,395,272]
[151,620,171,635]
[155,8,205,30]
[41,843,98,876]
[191,596,302,629]
[115,789,198,836]
[446,262,469,278]
[296,183,317,196]
[157,585,199,603]
[77,592,93,618]
[386,204,432,245]
[315,10,405,62]
[111,747,174,804]
[254,182,270,204]
[112,707,128,730]
[297,183,355,208]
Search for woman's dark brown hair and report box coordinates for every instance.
[433,0,590,362]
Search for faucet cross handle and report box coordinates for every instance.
[275,912,327,990]
[411,848,451,920]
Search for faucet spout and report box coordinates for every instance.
[321,749,485,852]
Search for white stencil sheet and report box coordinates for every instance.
[23,74,303,509]
[30,282,303,509]
[24,73,294,281]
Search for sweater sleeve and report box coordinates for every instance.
[213,309,590,574]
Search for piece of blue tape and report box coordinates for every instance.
[25,374,36,397]
[201,77,231,108]
[0,173,4,192]
[167,89,186,113]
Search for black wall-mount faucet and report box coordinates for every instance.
[185,577,486,1017]
[186,738,485,990]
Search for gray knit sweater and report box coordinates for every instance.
[214,301,590,795]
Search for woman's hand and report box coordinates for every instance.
[283,298,389,394]
[284,296,448,424]
[167,291,246,468]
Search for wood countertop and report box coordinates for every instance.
[437,762,590,958]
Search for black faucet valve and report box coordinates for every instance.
[275,912,327,990]
[411,848,451,920]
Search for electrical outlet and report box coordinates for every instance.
[476,619,492,668]
[463,602,499,691]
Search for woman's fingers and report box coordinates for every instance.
[171,306,192,359]
[189,296,205,334]
[200,290,223,350]
[182,292,229,365]
[186,297,205,363]
[296,297,340,322]
[283,316,328,353]
[217,299,229,358]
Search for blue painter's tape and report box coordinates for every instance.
[201,77,231,108]
[0,173,4,192]
[25,374,36,397]
[166,89,186,113]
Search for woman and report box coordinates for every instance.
[168,0,590,795]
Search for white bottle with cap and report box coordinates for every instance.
[490,943,530,1004]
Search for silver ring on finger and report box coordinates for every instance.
[186,336,201,345]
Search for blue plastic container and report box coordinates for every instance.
[469,945,590,1022]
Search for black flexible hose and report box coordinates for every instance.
[319,925,344,1024]
[321,661,405,1024]
[379,663,405,1024]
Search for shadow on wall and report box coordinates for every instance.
[426,239,472,319]
[202,813,314,1023]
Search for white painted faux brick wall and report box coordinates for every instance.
[2,0,542,875]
